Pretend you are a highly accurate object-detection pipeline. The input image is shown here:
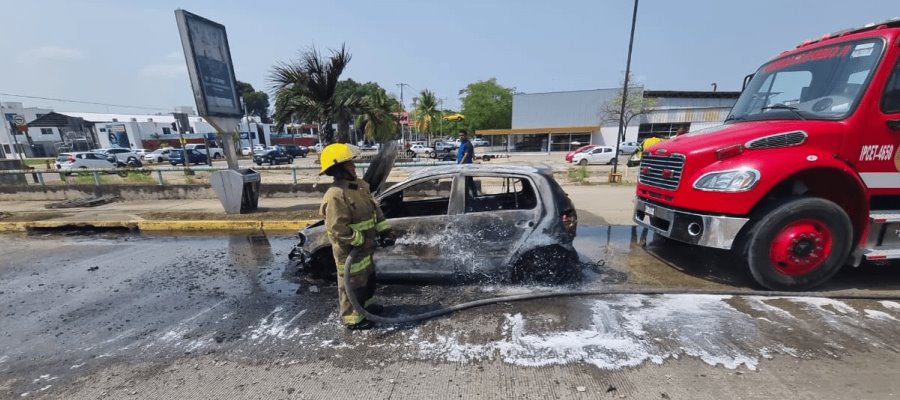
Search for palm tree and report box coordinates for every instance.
[413,89,439,143]
[355,90,399,144]
[269,44,351,144]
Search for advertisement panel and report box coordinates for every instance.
[175,10,243,118]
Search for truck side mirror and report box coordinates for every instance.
[742,74,755,92]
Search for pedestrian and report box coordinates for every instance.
[318,143,393,330]
[457,130,474,164]
[675,126,688,136]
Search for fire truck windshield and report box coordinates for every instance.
[727,38,885,123]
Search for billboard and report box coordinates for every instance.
[175,10,243,118]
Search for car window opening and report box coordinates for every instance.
[381,178,452,218]
[465,176,537,213]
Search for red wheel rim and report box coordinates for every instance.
[768,218,833,276]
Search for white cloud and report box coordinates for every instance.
[16,46,85,63]
[166,51,184,60]
[138,63,187,79]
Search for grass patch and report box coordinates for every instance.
[23,158,53,167]
[567,165,589,183]
[123,171,155,184]
[72,172,107,185]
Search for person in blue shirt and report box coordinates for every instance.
[456,130,474,164]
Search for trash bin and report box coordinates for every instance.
[210,169,261,214]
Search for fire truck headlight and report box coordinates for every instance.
[693,168,760,192]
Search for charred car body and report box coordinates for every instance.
[290,161,578,283]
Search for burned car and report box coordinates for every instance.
[290,159,578,282]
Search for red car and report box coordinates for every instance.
[565,144,597,162]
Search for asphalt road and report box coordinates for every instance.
[1,228,899,399]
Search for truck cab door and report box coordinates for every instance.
[860,50,900,193]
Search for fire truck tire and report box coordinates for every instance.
[745,197,852,291]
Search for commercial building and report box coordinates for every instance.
[476,88,739,153]
[0,103,320,159]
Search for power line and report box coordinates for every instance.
[0,92,172,112]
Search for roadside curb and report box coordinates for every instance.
[0,219,316,233]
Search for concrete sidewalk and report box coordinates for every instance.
[0,183,637,232]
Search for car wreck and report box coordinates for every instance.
[290,146,578,283]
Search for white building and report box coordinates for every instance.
[0,102,55,158]
[0,103,282,158]
[476,88,740,152]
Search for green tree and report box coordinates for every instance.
[413,89,439,141]
[236,81,271,123]
[460,78,512,132]
[335,79,399,143]
[354,90,399,143]
[270,45,351,144]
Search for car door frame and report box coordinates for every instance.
[373,172,462,280]
[450,171,544,279]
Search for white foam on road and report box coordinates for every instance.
[417,295,764,370]
[413,294,900,371]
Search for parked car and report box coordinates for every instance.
[618,141,640,154]
[290,163,579,283]
[56,152,119,173]
[95,148,142,167]
[144,148,173,163]
[433,140,458,153]
[572,146,619,165]
[407,143,434,157]
[471,138,489,147]
[282,144,309,158]
[133,148,150,158]
[184,144,224,159]
[169,149,209,166]
[565,144,598,162]
[241,147,253,156]
[253,149,294,165]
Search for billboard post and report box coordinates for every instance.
[176,9,259,214]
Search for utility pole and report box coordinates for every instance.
[396,82,410,144]
[612,0,639,178]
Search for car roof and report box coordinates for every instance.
[408,164,553,181]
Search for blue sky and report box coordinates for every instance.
[0,0,895,113]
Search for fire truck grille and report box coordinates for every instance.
[639,154,685,190]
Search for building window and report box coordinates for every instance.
[99,128,107,132]
[638,123,691,141]
[40,128,53,135]
[549,133,592,152]
[2,144,10,154]
[162,127,171,135]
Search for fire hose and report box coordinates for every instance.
[342,248,900,326]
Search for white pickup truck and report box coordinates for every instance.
[185,143,224,159]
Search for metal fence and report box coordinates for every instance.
[0,158,459,188]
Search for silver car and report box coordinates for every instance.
[290,146,578,283]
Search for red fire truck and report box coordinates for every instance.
[634,18,900,290]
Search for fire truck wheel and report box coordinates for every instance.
[745,197,852,291]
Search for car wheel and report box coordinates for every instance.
[743,197,852,291]
[511,245,579,284]
[157,157,163,163]
[255,162,262,166]
[482,155,491,161]
[608,157,618,165]
[618,150,624,155]
[214,153,221,159]
[578,159,588,166]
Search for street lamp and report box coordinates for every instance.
[612,0,640,178]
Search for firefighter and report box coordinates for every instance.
[319,143,392,330]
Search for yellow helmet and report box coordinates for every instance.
[319,143,358,175]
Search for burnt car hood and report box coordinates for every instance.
[362,141,398,195]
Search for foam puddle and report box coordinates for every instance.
[412,295,900,371]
